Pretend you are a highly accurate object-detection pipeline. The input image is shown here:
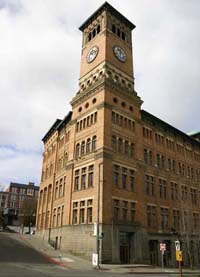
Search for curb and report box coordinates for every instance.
[17,234,200,274]
[18,234,68,268]
[42,253,66,268]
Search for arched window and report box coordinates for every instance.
[80,120,83,130]
[112,24,116,33]
[91,114,94,125]
[88,32,92,41]
[117,28,120,37]
[76,143,80,158]
[92,136,97,151]
[86,138,91,154]
[81,141,85,155]
[94,112,97,123]
[92,29,96,38]
[122,32,126,41]
[97,25,100,34]
[87,116,90,127]
[39,190,43,208]
[83,118,86,128]
[48,185,52,204]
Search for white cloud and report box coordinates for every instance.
[0,0,199,186]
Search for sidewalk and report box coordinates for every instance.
[18,233,200,274]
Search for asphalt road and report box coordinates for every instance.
[0,232,182,277]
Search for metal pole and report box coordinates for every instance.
[96,162,103,270]
[96,163,100,269]
[161,251,164,270]
[179,261,182,277]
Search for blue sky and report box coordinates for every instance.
[0,0,200,189]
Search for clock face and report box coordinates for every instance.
[113,46,126,62]
[86,46,99,63]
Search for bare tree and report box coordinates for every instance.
[19,196,37,233]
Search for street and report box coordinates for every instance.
[0,232,191,277]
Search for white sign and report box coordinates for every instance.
[160,243,166,252]
[175,240,180,251]
[92,253,98,266]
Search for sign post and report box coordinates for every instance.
[160,243,166,270]
[176,250,183,277]
[175,241,182,277]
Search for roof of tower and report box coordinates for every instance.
[79,2,135,31]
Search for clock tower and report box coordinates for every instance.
[70,2,143,264]
[71,1,142,113]
[77,1,136,94]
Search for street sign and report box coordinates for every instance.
[175,240,180,251]
[176,251,182,262]
[97,232,104,240]
[160,243,166,252]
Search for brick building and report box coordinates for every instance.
[36,2,200,266]
[4,182,39,226]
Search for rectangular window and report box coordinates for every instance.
[173,209,180,230]
[113,164,119,187]
[130,169,135,191]
[87,207,92,223]
[59,179,63,197]
[87,199,93,206]
[81,168,86,190]
[61,206,64,226]
[144,149,148,164]
[118,138,122,153]
[52,208,56,228]
[122,167,127,189]
[88,165,94,188]
[80,208,85,224]
[183,210,189,230]
[160,207,169,230]
[55,182,58,199]
[74,170,79,191]
[193,212,199,229]
[113,199,119,220]
[191,188,197,205]
[145,175,154,196]
[124,141,129,155]
[122,201,128,221]
[130,202,136,222]
[181,185,187,201]
[130,143,134,158]
[146,205,156,227]
[57,207,61,227]
[112,111,115,123]
[73,209,78,224]
[171,182,178,200]
[159,179,167,199]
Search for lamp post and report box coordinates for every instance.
[95,162,103,270]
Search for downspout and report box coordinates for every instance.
[48,136,59,243]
